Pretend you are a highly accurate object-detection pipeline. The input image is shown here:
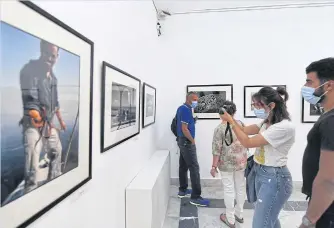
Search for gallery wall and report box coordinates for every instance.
[28,1,161,228]
[155,5,334,182]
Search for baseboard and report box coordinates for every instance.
[171,177,303,189]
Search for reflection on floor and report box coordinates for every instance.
[163,185,306,228]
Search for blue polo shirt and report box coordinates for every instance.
[176,104,195,139]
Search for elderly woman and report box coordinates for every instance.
[211,100,248,228]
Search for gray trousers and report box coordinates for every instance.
[24,127,62,193]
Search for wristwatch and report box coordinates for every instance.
[302,215,315,227]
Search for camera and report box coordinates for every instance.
[218,105,234,115]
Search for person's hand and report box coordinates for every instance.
[191,140,195,145]
[220,111,233,123]
[60,120,66,131]
[210,167,218,177]
[298,224,313,228]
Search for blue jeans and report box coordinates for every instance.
[252,163,293,228]
[177,137,202,199]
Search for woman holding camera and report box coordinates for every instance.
[211,100,248,228]
[220,86,295,228]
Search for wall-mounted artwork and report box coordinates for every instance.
[101,62,140,152]
[142,83,156,128]
[186,84,233,119]
[0,1,93,227]
[302,98,323,123]
[244,85,286,118]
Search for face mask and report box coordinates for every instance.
[191,101,198,108]
[253,108,269,119]
[301,82,328,105]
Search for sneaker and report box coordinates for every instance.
[178,189,192,198]
[190,197,210,207]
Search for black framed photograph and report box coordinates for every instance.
[101,62,141,152]
[142,83,156,128]
[244,85,286,118]
[302,98,323,123]
[0,1,93,227]
[186,84,233,119]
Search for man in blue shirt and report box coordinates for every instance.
[176,92,209,207]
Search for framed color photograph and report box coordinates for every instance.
[244,85,286,118]
[101,62,141,152]
[302,98,323,123]
[186,84,233,119]
[0,1,93,227]
[142,83,156,128]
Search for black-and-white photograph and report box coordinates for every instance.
[101,62,140,152]
[244,85,286,118]
[195,91,226,113]
[146,94,154,117]
[302,98,322,123]
[186,84,233,119]
[111,82,137,132]
[310,103,324,116]
[0,2,93,227]
[142,83,156,128]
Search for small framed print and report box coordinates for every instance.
[142,83,156,128]
[302,98,323,123]
[186,84,233,120]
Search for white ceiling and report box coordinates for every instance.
[154,0,334,15]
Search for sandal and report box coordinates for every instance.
[220,213,235,228]
[235,215,244,223]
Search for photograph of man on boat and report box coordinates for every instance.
[1,22,80,206]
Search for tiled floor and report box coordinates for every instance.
[163,185,306,228]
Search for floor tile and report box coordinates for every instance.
[163,216,179,228]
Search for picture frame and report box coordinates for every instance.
[142,83,156,128]
[101,61,141,152]
[244,85,286,118]
[0,1,93,227]
[301,98,323,123]
[186,84,233,120]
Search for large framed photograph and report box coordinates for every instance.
[0,1,93,227]
[302,98,323,123]
[244,85,286,118]
[142,83,156,128]
[101,62,140,152]
[186,84,233,119]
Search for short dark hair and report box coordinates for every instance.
[221,100,236,115]
[252,86,290,124]
[40,40,59,52]
[186,91,197,98]
[306,57,334,82]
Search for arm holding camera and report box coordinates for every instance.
[219,108,269,148]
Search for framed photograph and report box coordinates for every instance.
[142,83,156,128]
[186,84,233,119]
[302,98,323,123]
[244,85,286,118]
[0,1,93,227]
[101,62,141,152]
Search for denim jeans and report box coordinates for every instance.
[252,163,293,228]
[177,137,201,199]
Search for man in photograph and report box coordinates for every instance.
[19,40,66,193]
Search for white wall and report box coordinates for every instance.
[155,5,334,182]
[29,1,161,228]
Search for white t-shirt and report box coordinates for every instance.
[253,119,295,167]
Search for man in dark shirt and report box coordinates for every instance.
[300,58,334,228]
[176,91,209,207]
[20,40,66,193]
